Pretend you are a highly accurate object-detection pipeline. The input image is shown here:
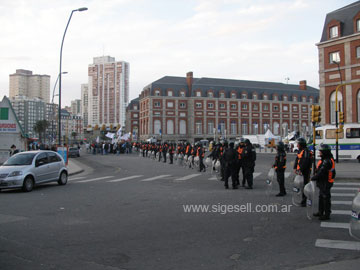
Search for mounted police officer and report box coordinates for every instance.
[311,144,336,220]
[223,142,238,189]
[241,139,256,189]
[273,141,287,196]
[293,137,312,206]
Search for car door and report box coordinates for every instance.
[33,153,50,183]
[47,152,60,180]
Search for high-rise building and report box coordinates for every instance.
[71,99,81,115]
[81,84,89,128]
[9,69,50,103]
[317,1,360,124]
[88,56,129,128]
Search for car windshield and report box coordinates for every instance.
[69,148,77,151]
[3,153,36,166]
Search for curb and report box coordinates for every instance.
[68,169,84,177]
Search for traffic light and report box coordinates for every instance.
[311,105,321,123]
[338,111,344,133]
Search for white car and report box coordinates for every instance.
[0,150,68,192]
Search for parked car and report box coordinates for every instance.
[0,150,68,192]
[68,147,80,158]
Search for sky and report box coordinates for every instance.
[0,0,356,106]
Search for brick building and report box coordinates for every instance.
[317,1,360,124]
[128,72,319,143]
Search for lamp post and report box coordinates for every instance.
[52,72,67,144]
[58,7,88,146]
[332,61,343,163]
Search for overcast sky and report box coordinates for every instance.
[0,0,355,106]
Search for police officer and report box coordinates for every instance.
[169,143,175,164]
[196,143,206,172]
[293,137,312,206]
[220,141,228,181]
[273,141,287,196]
[223,142,238,189]
[235,138,245,186]
[311,144,336,220]
[241,139,256,189]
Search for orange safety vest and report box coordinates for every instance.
[274,155,286,169]
[296,150,305,170]
[186,145,190,155]
[316,158,335,183]
[237,147,243,159]
[196,148,205,158]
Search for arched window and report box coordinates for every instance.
[301,122,308,137]
[167,120,174,135]
[273,122,279,135]
[282,122,288,136]
[330,91,343,124]
[252,121,258,134]
[154,120,161,135]
[179,120,186,135]
[242,122,248,135]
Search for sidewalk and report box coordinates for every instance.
[67,158,84,176]
[297,258,360,270]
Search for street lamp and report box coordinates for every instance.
[332,60,343,163]
[58,7,88,146]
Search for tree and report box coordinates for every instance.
[33,120,49,143]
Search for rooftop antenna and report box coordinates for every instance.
[285,77,290,84]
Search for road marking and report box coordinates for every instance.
[253,172,262,179]
[332,187,359,191]
[315,239,360,251]
[320,222,350,229]
[331,193,356,197]
[76,176,114,183]
[174,174,202,181]
[285,172,291,178]
[0,214,28,224]
[208,176,217,180]
[141,175,171,182]
[332,210,352,215]
[332,200,353,205]
[69,176,86,181]
[334,182,360,186]
[108,175,144,183]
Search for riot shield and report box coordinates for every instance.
[177,154,184,166]
[194,156,200,170]
[188,156,194,169]
[292,174,304,206]
[350,190,360,240]
[204,157,212,168]
[304,181,318,220]
[266,168,275,196]
[167,153,171,164]
[139,149,143,157]
[214,160,222,180]
[174,154,178,161]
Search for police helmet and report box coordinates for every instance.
[319,143,331,153]
[244,139,250,145]
[296,137,307,148]
[277,141,285,151]
[229,142,235,148]
[239,138,245,143]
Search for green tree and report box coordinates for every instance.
[33,120,49,143]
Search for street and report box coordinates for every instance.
[0,151,359,270]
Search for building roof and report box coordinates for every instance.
[320,1,360,42]
[146,75,319,100]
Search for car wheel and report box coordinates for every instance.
[22,176,34,192]
[58,171,68,185]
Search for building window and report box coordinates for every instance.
[263,95,268,100]
[0,108,9,120]
[133,113,138,118]
[231,93,236,99]
[179,102,186,109]
[154,120,161,135]
[293,96,297,102]
[242,122,248,135]
[208,103,214,109]
[220,103,225,109]
[180,91,186,97]
[302,106,307,112]
[283,96,288,101]
[154,101,161,108]
[242,103,248,110]
[263,104,269,111]
[134,105,138,110]
[155,90,160,96]
[179,120,186,135]
[357,46,360,58]
[252,104,258,110]
[329,26,338,38]
[230,121,237,135]
[242,93,247,99]
[167,120,174,135]
[195,121,202,134]
[219,121,225,135]
[302,96,307,102]
[357,19,360,32]
[330,51,340,63]
[293,106,298,112]
[283,105,288,111]
[252,122,258,134]
[330,91,343,124]
[208,121,214,134]
[167,101,174,108]
[220,92,225,98]
[273,122,279,135]
[231,104,237,110]
[208,92,214,98]
[253,94,257,100]
[196,91,201,97]
[273,95,278,101]
[196,102,202,109]
[168,91,173,97]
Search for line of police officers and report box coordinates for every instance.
[135,136,336,220]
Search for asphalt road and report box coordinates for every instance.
[0,151,359,270]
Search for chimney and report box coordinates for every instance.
[186,72,193,92]
[299,80,307,90]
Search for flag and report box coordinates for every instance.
[96,136,100,143]
[105,132,115,139]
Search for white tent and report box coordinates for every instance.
[264,129,276,139]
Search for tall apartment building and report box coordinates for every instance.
[317,1,360,124]
[9,69,50,103]
[131,72,319,143]
[71,99,81,115]
[88,56,129,128]
[81,84,89,128]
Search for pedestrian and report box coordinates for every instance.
[223,142,238,189]
[293,137,312,207]
[241,139,256,189]
[273,141,287,196]
[196,144,206,172]
[9,145,19,156]
[311,144,336,220]
[235,138,245,186]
